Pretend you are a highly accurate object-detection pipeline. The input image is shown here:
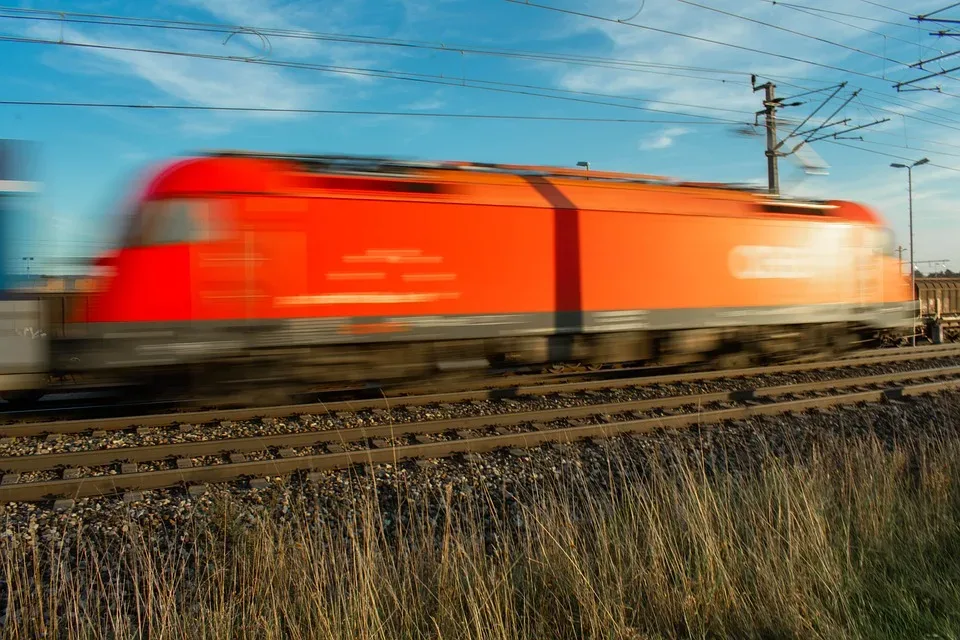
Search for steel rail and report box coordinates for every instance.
[1,364,957,475]
[2,345,959,439]
[1,367,959,504]
[399,342,960,393]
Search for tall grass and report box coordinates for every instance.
[3,429,960,639]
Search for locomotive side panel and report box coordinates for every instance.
[578,210,853,312]
[273,196,558,325]
[576,202,911,332]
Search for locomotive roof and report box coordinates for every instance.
[136,150,884,225]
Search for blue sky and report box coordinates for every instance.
[1,0,959,274]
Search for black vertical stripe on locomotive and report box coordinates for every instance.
[520,175,582,338]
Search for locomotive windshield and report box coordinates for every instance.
[121,199,225,248]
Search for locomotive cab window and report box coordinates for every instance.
[123,199,226,247]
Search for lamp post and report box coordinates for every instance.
[890,157,929,346]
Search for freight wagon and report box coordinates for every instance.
[40,151,915,401]
[917,277,960,343]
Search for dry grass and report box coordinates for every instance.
[3,430,960,639]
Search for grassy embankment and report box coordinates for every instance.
[3,428,960,639]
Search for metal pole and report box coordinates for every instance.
[908,167,915,347]
[891,158,927,347]
[764,83,780,195]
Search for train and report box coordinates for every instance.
[1,150,920,404]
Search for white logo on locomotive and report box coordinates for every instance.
[728,244,832,280]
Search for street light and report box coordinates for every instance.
[890,157,929,346]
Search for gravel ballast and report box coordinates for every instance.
[1,355,958,460]
[2,386,960,554]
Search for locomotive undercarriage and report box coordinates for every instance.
[43,321,891,407]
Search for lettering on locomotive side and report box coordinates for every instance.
[275,292,461,305]
[343,248,443,265]
[728,244,836,280]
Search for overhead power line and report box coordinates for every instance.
[0,5,754,85]
[8,5,878,94]
[10,3,958,131]
[856,138,960,159]
[678,0,916,67]
[504,0,894,81]
[5,2,960,179]
[0,34,750,124]
[0,100,743,125]
[756,0,939,33]
[894,5,960,92]
[855,0,914,17]
[823,138,960,172]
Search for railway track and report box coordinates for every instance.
[3,342,959,425]
[2,346,960,506]
[3,342,960,437]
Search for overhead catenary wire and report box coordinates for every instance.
[503,0,901,81]
[842,93,960,132]
[28,26,958,143]
[0,100,745,125]
[855,138,960,159]
[677,0,919,67]
[857,90,960,126]
[0,34,751,124]
[893,5,960,91]
[823,138,960,172]
[756,0,942,33]
[11,6,960,144]
[18,3,934,95]
[3,3,960,179]
[17,28,960,143]
[756,0,947,69]
[10,100,960,182]
[866,127,960,150]
[854,0,916,17]
[6,3,954,123]
[0,6,756,84]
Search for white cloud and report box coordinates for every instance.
[639,126,691,150]
[24,22,316,120]
[16,0,409,133]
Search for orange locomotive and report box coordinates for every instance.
[52,151,915,395]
